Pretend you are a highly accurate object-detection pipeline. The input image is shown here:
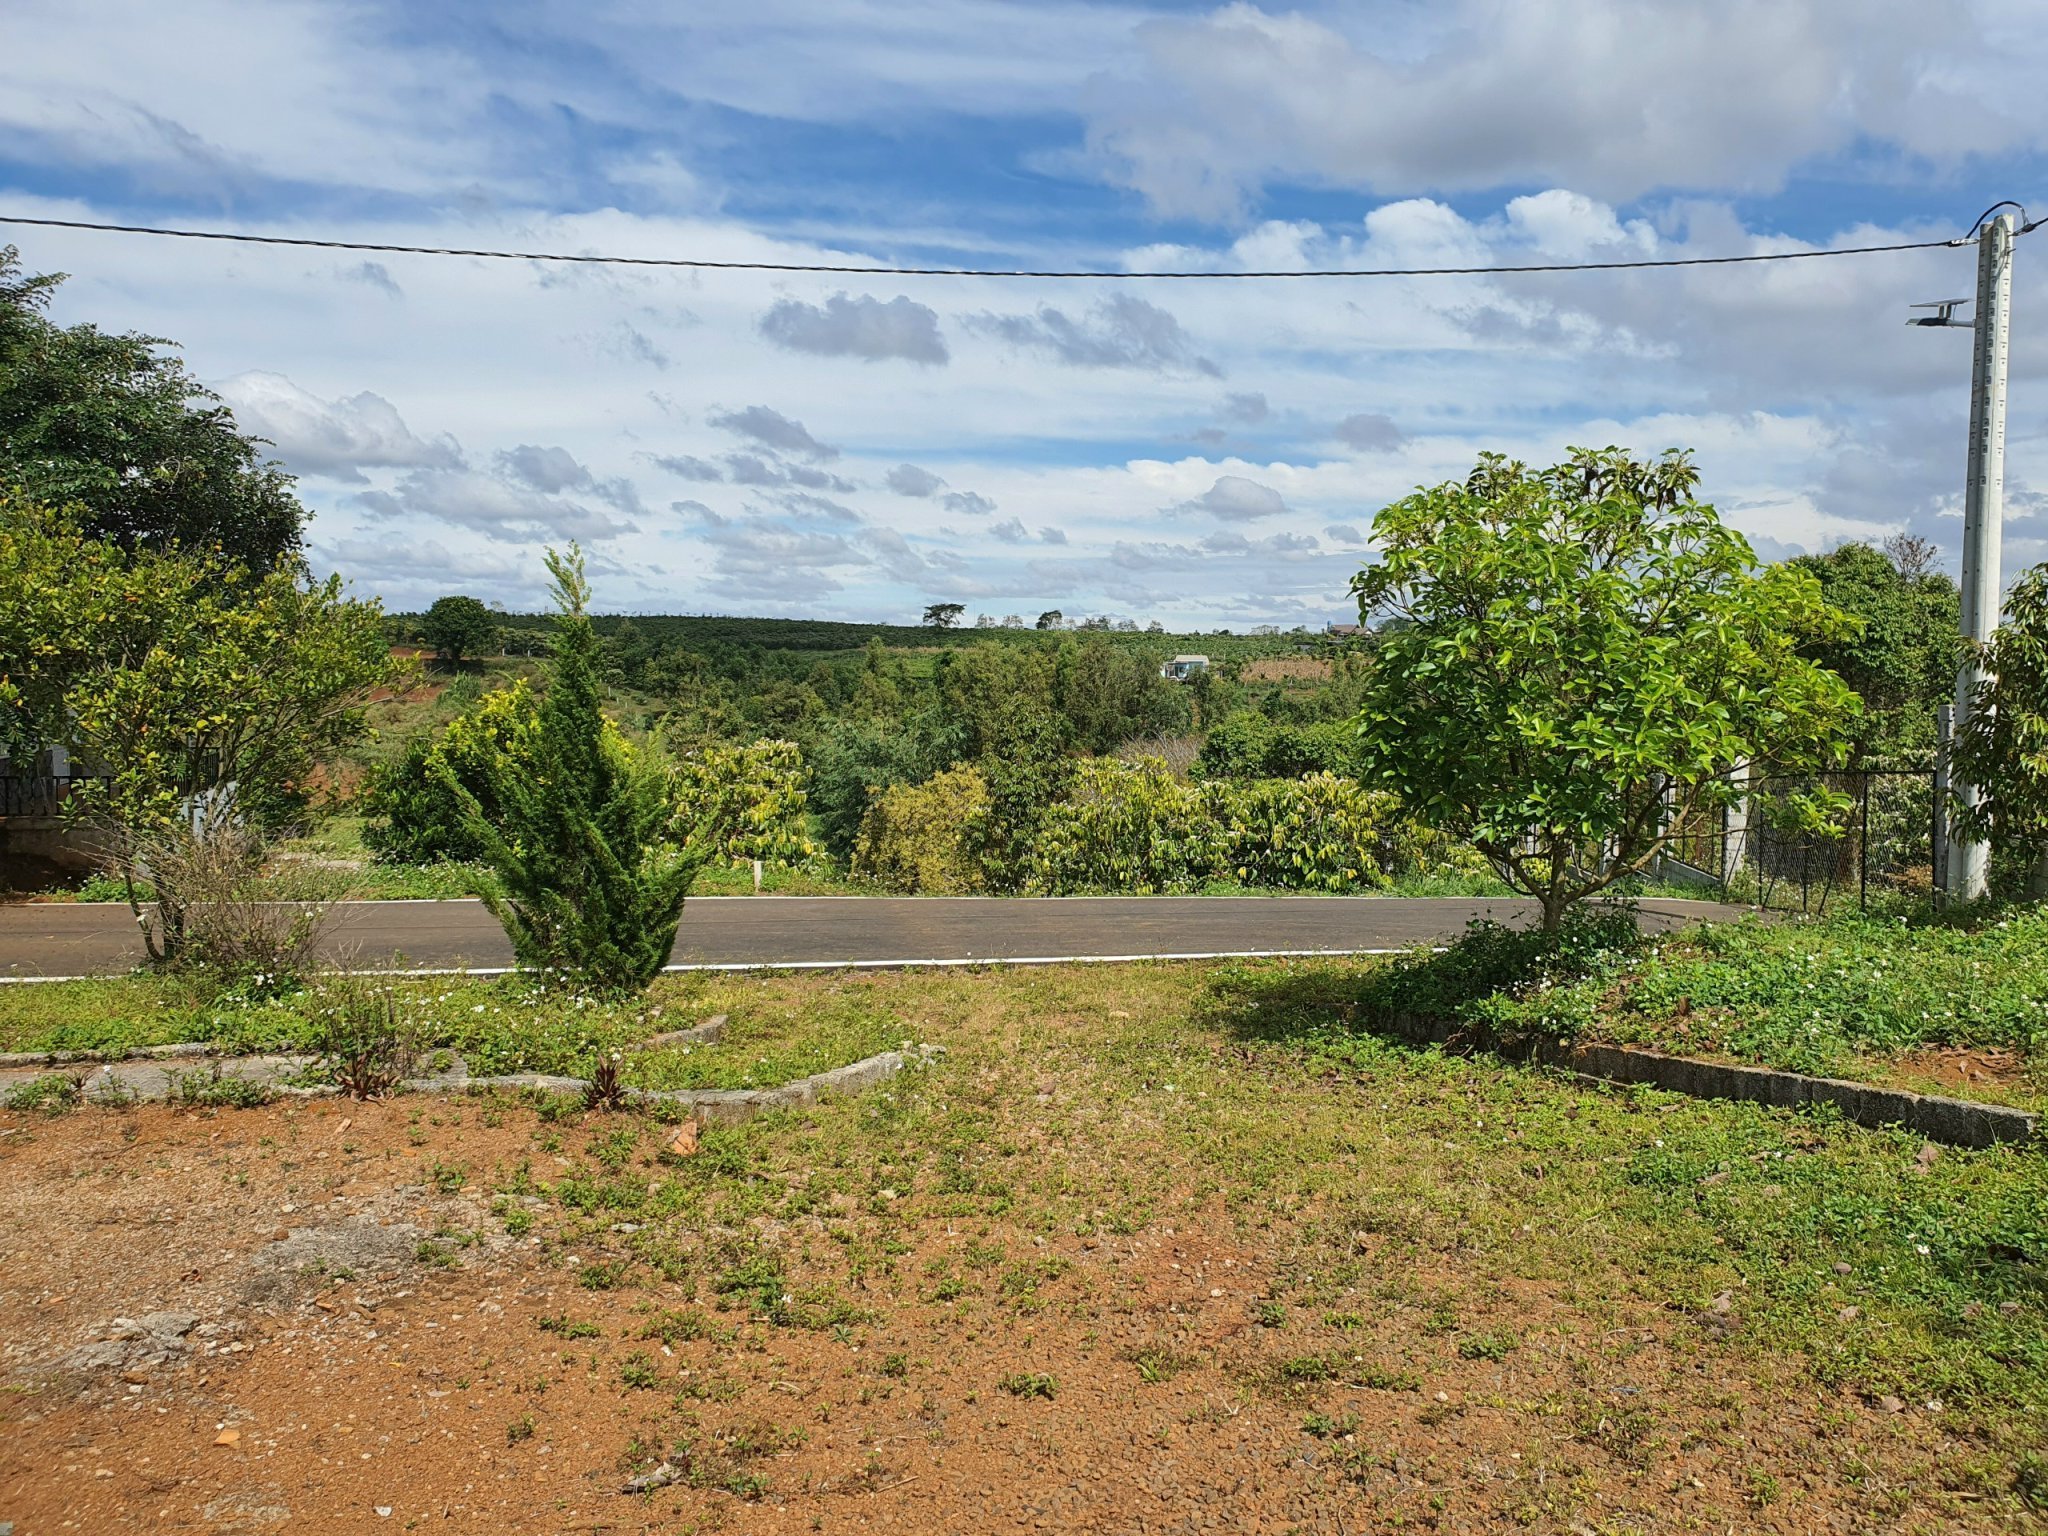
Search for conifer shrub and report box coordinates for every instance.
[446,548,704,993]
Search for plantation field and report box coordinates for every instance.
[2,960,2044,1533]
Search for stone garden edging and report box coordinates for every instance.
[401,1044,940,1125]
[1383,1012,2038,1150]
[0,1014,735,1073]
[1,1038,943,1124]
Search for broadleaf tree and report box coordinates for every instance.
[0,248,305,573]
[419,594,497,668]
[0,494,411,952]
[1350,447,1860,930]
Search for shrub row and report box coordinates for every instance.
[852,757,1424,895]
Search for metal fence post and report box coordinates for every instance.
[1933,705,1953,905]
[1858,771,1871,911]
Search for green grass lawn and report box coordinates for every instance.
[0,970,905,1090]
[1351,904,2048,1111]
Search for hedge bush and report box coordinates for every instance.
[1193,711,1362,781]
[850,764,992,893]
[362,680,539,864]
[1032,759,1400,894]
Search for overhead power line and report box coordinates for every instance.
[0,212,2008,280]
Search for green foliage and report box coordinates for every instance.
[851,755,1417,896]
[1789,542,1961,766]
[310,974,422,1099]
[1348,902,2048,1081]
[0,495,411,836]
[362,680,540,864]
[451,547,704,993]
[806,717,939,860]
[1456,1328,1519,1361]
[1353,908,1648,1045]
[670,738,815,867]
[1951,562,2048,880]
[1193,711,1360,780]
[1055,633,1187,754]
[167,1062,275,1108]
[367,681,810,877]
[851,764,992,893]
[420,594,497,667]
[1352,447,1859,929]
[1029,758,1220,895]
[996,1371,1058,1399]
[1615,908,2048,1075]
[0,247,303,572]
[1032,759,1399,894]
[2,1072,84,1113]
[962,708,1076,891]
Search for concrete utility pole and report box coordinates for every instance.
[1918,211,2017,902]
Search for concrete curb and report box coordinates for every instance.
[1384,1012,2039,1150]
[623,1014,728,1052]
[0,1013,739,1070]
[3,1045,941,1122]
[0,1041,223,1070]
[398,1045,940,1125]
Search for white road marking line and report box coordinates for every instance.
[0,947,1429,985]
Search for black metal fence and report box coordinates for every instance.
[1659,768,1940,915]
[0,773,106,819]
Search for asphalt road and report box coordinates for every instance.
[0,895,1750,979]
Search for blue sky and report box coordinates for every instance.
[3,0,2045,624]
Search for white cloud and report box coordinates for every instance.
[496,443,642,511]
[707,405,841,461]
[214,371,460,484]
[652,454,726,482]
[356,466,639,546]
[970,294,1221,376]
[723,452,856,493]
[1078,0,2035,220]
[1174,474,1288,521]
[1334,413,1406,452]
[759,293,949,364]
[12,165,2039,624]
[887,463,947,497]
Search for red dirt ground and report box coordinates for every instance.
[0,1096,2022,1535]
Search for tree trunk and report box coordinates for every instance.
[2029,848,2048,902]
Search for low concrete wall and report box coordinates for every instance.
[0,817,101,873]
[1385,1012,2038,1150]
